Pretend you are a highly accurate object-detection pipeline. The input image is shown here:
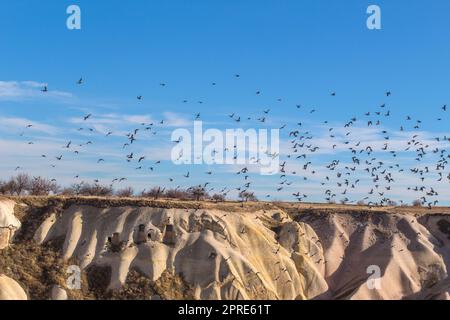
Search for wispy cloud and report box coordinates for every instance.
[124,115,153,124]
[0,81,73,101]
[0,117,58,135]
[162,112,191,127]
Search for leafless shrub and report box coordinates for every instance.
[189,185,207,201]
[238,191,258,202]
[29,176,59,196]
[79,183,113,197]
[5,173,32,195]
[165,188,192,200]
[0,180,13,195]
[115,187,134,198]
[141,187,165,200]
[0,174,31,195]
[211,193,225,203]
[60,183,84,196]
[357,200,366,206]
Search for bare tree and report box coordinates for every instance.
[238,191,257,202]
[29,176,59,196]
[79,183,113,196]
[189,185,207,201]
[211,193,225,203]
[12,173,31,195]
[0,180,11,195]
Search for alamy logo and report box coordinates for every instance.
[366,265,381,290]
[171,121,280,175]
[66,5,81,30]
[367,5,381,30]
[66,265,81,290]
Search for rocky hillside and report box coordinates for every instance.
[1,197,449,300]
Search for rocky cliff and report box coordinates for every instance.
[1,197,449,300]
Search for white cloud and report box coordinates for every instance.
[0,81,73,101]
[123,115,153,124]
[163,112,191,127]
[0,117,58,135]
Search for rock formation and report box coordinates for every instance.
[1,198,449,300]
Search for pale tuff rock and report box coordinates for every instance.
[34,205,309,299]
[0,229,11,250]
[0,275,27,300]
[50,285,68,300]
[0,199,21,250]
[278,221,329,299]
[2,198,449,300]
[33,212,57,244]
[296,212,450,300]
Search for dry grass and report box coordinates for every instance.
[5,195,449,214]
[0,238,86,300]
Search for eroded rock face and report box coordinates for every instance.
[50,285,68,300]
[2,197,448,300]
[0,275,27,300]
[296,212,450,300]
[0,199,21,250]
[0,229,11,250]
[34,205,327,300]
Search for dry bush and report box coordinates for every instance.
[0,180,14,195]
[239,191,258,202]
[29,176,59,196]
[141,187,165,199]
[13,173,31,195]
[0,173,32,195]
[189,185,207,201]
[79,183,113,197]
[140,186,213,201]
[412,199,423,207]
[60,183,84,196]
[115,187,134,198]
[0,174,58,196]
[211,194,225,203]
[165,188,192,200]
[357,200,366,206]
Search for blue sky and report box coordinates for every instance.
[0,1,449,204]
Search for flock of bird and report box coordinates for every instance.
[13,75,450,207]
